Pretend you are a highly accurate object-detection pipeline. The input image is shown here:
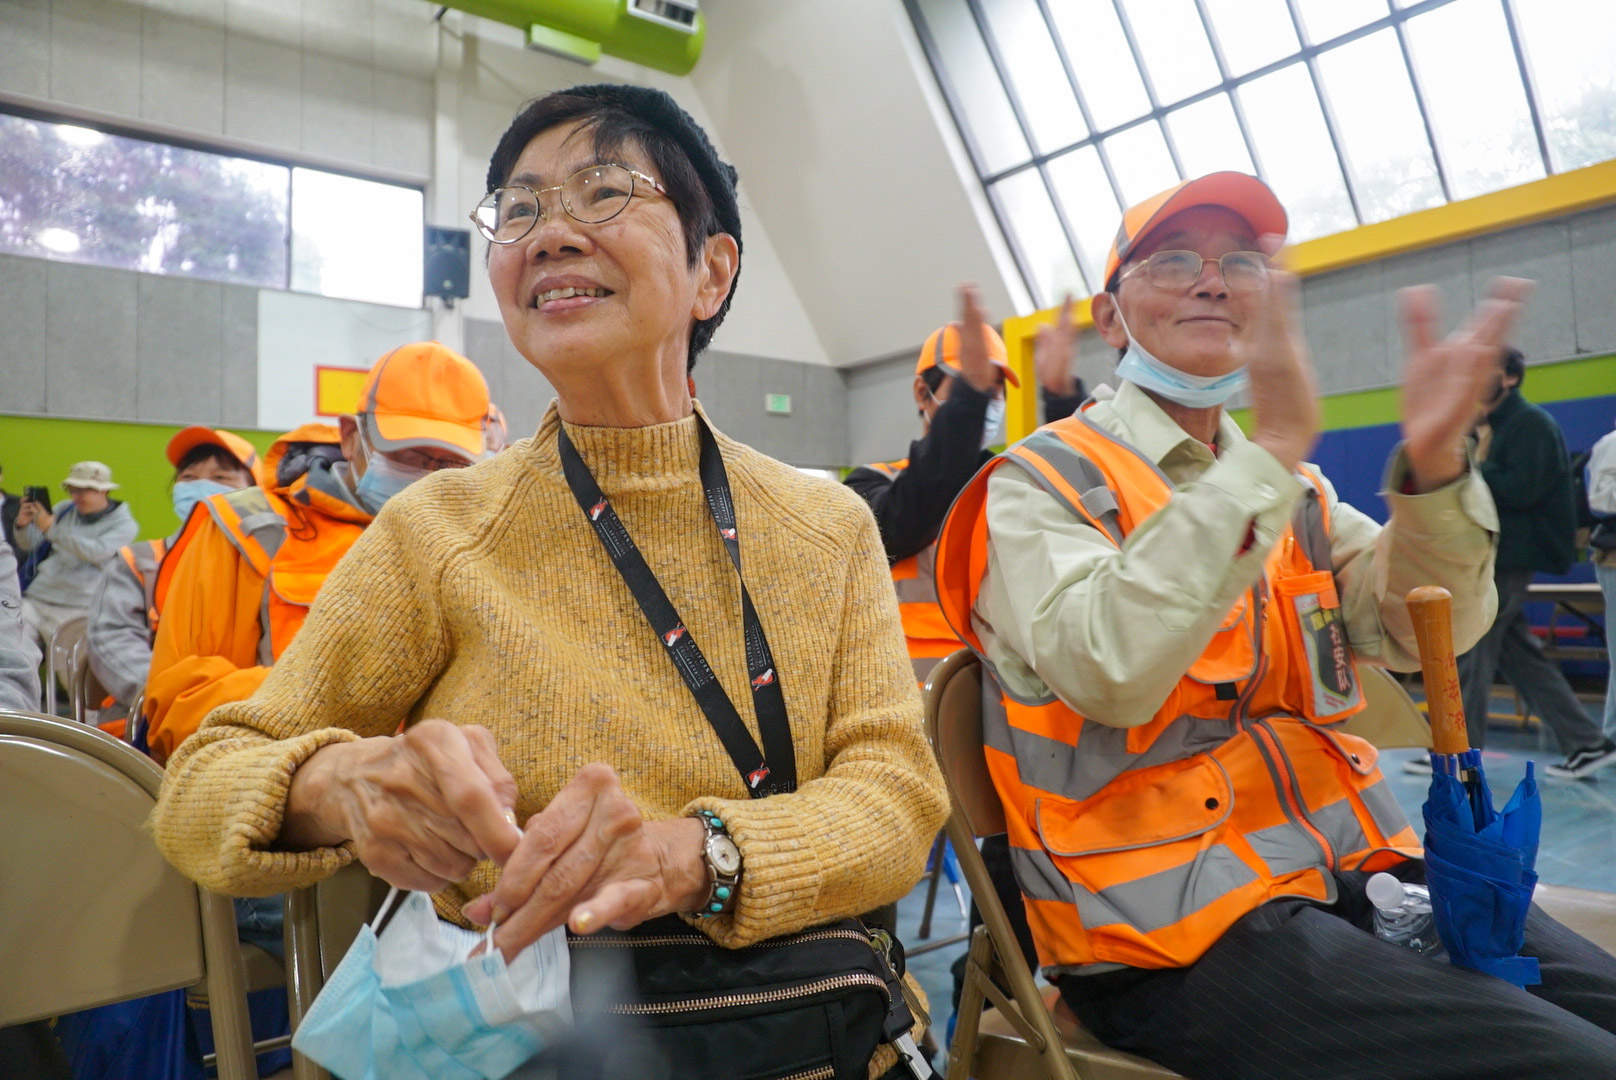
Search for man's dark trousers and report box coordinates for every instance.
[1458,566,1603,752]
[1058,865,1616,1080]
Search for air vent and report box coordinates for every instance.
[627,0,698,33]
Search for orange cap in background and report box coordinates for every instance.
[1103,171,1288,291]
[166,427,263,481]
[915,322,1020,389]
[358,342,490,460]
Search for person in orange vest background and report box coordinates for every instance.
[142,341,490,768]
[843,284,1020,685]
[934,173,1616,1077]
[85,427,260,733]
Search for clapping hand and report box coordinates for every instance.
[955,284,1002,394]
[1239,258,1320,474]
[1398,277,1533,492]
[1034,294,1080,398]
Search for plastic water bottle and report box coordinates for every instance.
[1367,872,1448,960]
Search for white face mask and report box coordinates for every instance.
[982,397,1006,450]
[1112,302,1249,408]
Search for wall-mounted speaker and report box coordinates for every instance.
[425,225,471,304]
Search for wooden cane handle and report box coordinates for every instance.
[1406,586,1470,756]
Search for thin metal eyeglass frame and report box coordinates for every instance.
[1116,249,1270,292]
[470,165,670,244]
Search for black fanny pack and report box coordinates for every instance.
[558,418,930,1080]
[567,916,925,1080]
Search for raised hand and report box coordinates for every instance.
[279,719,523,892]
[1035,294,1079,398]
[1238,267,1319,473]
[462,763,709,960]
[955,283,1003,394]
[1398,277,1533,492]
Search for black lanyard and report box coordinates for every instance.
[558,415,796,798]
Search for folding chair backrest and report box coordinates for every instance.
[1341,667,1432,750]
[44,617,88,715]
[71,639,111,725]
[285,861,388,1080]
[0,709,258,1080]
[924,649,1004,838]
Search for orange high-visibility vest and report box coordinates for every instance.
[935,412,1419,972]
[118,538,169,633]
[865,458,963,683]
[163,484,367,665]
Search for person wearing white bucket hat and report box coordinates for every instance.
[15,460,138,654]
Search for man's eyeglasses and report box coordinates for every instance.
[1117,250,1270,293]
[471,164,669,244]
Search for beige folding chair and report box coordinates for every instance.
[923,649,1182,1080]
[0,709,263,1080]
[284,861,390,1080]
[44,616,88,716]
[1341,666,1432,750]
[69,637,112,726]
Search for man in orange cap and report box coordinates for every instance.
[932,174,1616,1076]
[844,284,1019,684]
[143,341,489,766]
[85,427,260,727]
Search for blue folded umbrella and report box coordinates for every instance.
[1422,749,1541,987]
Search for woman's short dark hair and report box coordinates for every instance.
[173,443,246,483]
[485,88,741,373]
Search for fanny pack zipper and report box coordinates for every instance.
[606,972,890,1017]
[776,1067,835,1080]
[569,926,872,949]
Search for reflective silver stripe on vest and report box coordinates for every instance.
[1009,842,1074,904]
[1245,820,1331,878]
[1355,778,1411,841]
[893,543,939,605]
[1071,845,1259,935]
[129,543,161,618]
[1290,475,1332,573]
[1309,796,1372,861]
[1005,434,1124,546]
[983,691,1237,802]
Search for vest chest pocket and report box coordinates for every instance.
[1273,571,1363,723]
[1035,754,1233,862]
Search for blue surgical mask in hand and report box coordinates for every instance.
[291,889,572,1080]
[1111,303,1249,409]
[171,479,236,525]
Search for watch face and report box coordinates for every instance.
[708,835,742,876]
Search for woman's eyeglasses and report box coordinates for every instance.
[471,164,669,244]
[1117,250,1270,293]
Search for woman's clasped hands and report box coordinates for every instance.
[283,721,709,960]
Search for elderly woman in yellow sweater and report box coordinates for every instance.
[150,83,947,982]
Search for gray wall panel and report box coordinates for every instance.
[48,0,143,116]
[0,0,50,98]
[136,275,223,424]
[1470,220,1575,363]
[139,4,227,135]
[461,317,508,417]
[845,353,922,468]
[223,32,303,150]
[1302,262,1389,394]
[1571,205,1616,358]
[220,283,258,426]
[47,262,138,419]
[301,53,374,165]
[700,350,848,468]
[0,256,49,413]
[1076,325,1120,396]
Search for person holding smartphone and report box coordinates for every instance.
[14,462,138,653]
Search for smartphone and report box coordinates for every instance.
[23,485,50,508]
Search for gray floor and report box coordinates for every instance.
[894,689,1616,1046]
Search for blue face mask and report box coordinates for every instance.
[1112,303,1249,409]
[172,479,236,525]
[354,434,434,515]
[292,890,571,1080]
[982,397,1006,451]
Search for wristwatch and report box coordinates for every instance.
[692,809,743,917]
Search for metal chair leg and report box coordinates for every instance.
[917,833,945,940]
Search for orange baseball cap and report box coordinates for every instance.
[358,342,490,460]
[915,322,1019,389]
[1103,171,1287,291]
[166,427,262,477]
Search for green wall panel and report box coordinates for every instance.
[0,416,279,541]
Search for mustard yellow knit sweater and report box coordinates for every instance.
[149,403,949,949]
